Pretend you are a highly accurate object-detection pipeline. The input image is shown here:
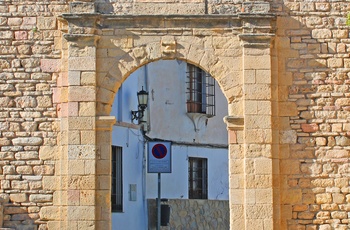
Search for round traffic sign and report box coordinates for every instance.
[152,144,167,159]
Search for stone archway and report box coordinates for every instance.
[55,11,278,230]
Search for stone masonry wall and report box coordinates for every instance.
[148,199,229,230]
[1,0,350,229]
[0,1,68,229]
[272,1,350,229]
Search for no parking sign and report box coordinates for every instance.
[148,141,172,173]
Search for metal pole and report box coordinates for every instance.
[157,173,161,230]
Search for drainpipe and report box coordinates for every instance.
[142,65,149,229]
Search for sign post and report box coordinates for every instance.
[148,142,172,230]
[157,173,161,230]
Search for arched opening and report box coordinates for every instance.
[58,13,277,230]
[110,59,229,229]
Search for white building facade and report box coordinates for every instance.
[111,60,229,229]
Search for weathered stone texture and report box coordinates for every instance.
[1,0,350,229]
[277,0,350,229]
[0,1,64,229]
[148,199,229,230]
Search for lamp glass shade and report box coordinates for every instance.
[137,88,148,108]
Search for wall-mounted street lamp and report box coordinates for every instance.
[131,87,149,123]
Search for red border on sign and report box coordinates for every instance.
[152,144,167,159]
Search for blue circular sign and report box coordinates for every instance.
[152,144,167,159]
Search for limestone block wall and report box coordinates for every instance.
[148,199,229,230]
[0,1,68,229]
[271,1,350,229]
[0,0,350,229]
[93,0,266,15]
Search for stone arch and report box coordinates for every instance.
[60,13,277,230]
[97,39,242,116]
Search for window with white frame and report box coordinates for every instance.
[186,64,215,117]
[188,157,208,199]
[111,145,123,212]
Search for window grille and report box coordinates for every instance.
[188,157,208,199]
[112,145,123,212]
[186,64,215,117]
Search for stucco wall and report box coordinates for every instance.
[112,60,228,145]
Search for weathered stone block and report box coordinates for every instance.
[244,55,271,70]
[80,130,95,145]
[70,2,96,14]
[4,206,27,215]
[332,193,345,204]
[67,206,95,220]
[15,96,37,108]
[81,72,96,86]
[68,86,96,102]
[36,96,52,108]
[33,165,55,175]
[280,131,297,145]
[325,150,349,159]
[8,17,22,26]
[246,175,272,189]
[327,58,343,68]
[29,194,53,203]
[316,193,332,204]
[14,31,28,40]
[21,17,36,29]
[3,166,15,175]
[41,59,61,72]
[80,190,95,206]
[15,151,39,160]
[37,17,56,30]
[312,29,331,39]
[39,146,59,160]
[281,189,302,204]
[79,102,96,117]
[68,160,85,175]
[42,176,60,190]
[9,193,27,203]
[67,71,80,86]
[254,158,272,175]
[279,102,298,116]
[40,206,60,221]
[69,57,96,71]
[0,31,13,39]
[301,123,319,133]
[16,166,33,175]
[244,84,271,100]
[11,181,29,190]
[242,2,270,13]
[68,117,95,130]
[245,115,271,129]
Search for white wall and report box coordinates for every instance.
[146,60,228,145]
[111,126,148,230]
[112,60,228,145]
[146,145,229,200]
[111,60,228,230]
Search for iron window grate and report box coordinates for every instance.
[186,64,215,117]
[188,157,208,199]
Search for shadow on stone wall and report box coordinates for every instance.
[148,199,229,230]
[276,1,350,229]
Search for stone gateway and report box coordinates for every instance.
[0,0,349,230]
